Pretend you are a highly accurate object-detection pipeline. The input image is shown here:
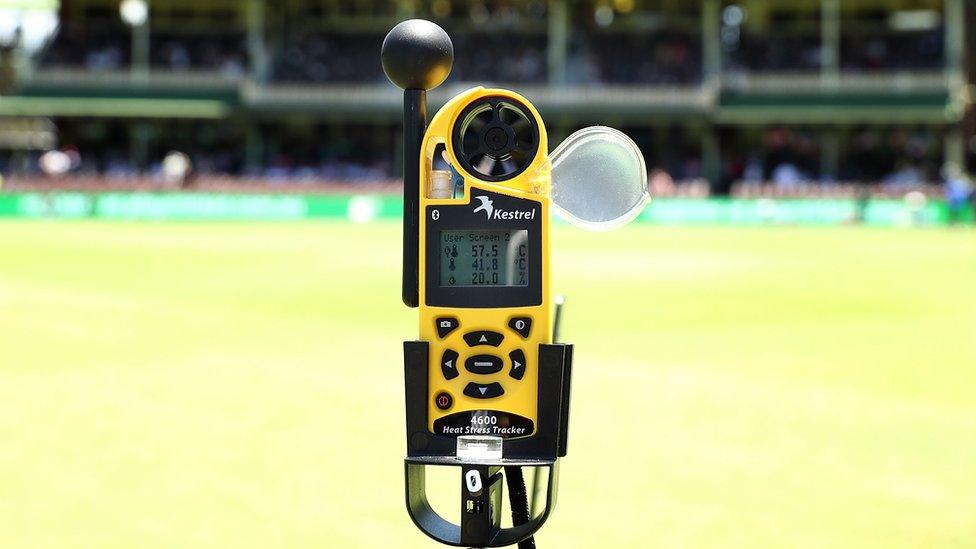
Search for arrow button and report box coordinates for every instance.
[509,349,527,380]
[440,349,459,380]
[463,331,503,347]
[463,382,504,399]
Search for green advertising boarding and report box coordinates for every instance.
[0,192,965,226]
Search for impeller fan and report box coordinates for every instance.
[451,96,539,182]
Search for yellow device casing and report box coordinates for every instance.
[418,87,551,438]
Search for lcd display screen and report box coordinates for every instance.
[439,230,529,287]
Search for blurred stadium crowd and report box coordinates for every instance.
[0,0,973,203]
[30,4,947,83]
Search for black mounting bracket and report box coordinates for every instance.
[402,341,574,547]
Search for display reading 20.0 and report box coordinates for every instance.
[440,230,529,287]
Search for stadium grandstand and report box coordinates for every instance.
[0,0,973,209]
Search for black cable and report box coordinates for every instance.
[504,466,536,549]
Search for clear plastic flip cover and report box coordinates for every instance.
[550,126,649,230]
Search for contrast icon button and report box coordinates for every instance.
[441,349,460,380]
[463,330,503,347]
[509,349,526,380]
[508,317,532,338]
[435,391,453,410]
[463,382,504,399]
[465,354,503,375]
[435,317,460,338]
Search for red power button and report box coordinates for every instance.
[435,392,453,410]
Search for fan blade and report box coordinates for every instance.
[509,149,530,166]
[466,113,489,136]
[475,154,497,176]
[498,106,514,124]
[510,116,532,138]
[462,129,482,155]
[500,159,519,175]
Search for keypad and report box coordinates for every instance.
[432,318,529,400]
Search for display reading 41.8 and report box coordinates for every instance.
[440,229,529,287]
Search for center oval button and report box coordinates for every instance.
[464,354,503,375]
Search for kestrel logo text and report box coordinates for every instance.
[473,195,536,221]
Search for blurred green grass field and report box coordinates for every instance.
[1,221,974,548]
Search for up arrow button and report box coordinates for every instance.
[463,331,503,347]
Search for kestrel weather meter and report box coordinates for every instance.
[382,19,649,548]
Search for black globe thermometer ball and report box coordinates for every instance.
[381,19,454,91]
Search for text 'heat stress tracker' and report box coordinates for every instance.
[383,17,647,548]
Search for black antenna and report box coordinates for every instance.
[552,295,565,344]
[381,20,454,308]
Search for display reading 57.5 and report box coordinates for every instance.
[440,229,529,287]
